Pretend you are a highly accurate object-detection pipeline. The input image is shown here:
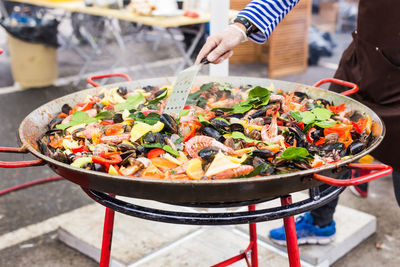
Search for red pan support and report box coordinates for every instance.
[314,78,359,96]
[87,73,131,87]
[0,146,44,168]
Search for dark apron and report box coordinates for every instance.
[329,0,400,170]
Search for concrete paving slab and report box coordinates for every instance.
[236,192,377,266]
[58,197,200,266]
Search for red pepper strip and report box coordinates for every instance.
[314,137,326,146]
[183,126,197,142]
[297,121,304,130]
[71,146,90,153]
[79,101,95,112]
[57,112,68,118]
[100,134,131,143]
[147,148,165,159]
[92,152,122,165]
[100,120,114,125]
[183,105,191,110]
[306,128,316,143]
[104,105,114,110]
[328,103,346,114]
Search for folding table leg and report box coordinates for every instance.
[100,200,116,267]
[281,195,301,267]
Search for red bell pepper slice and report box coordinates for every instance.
[183,126,197,142]
[80,101,96,112]
[147,148,165,159]
[328,104,346,114]
[71,145,90,154]
[297,121,304,130]
[100,120,114,126]
[306,128,316,143]
[57,112,69,118]
[92,152,122,165]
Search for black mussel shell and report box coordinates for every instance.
[143,132,156,143]
[226,113,244,119]
[307,144,320,155]
[154,89,167,97]
[94,163,106,172]
[44,128,63,136]
[321,142,345,153]
[294,91,308,100]
[198,147,220,161]
[252,157,275,175]
[154,132,166,145]
[82,162,94,170]
[143,85,156,92]
[61,104,72,115]
[347,141,365,155]
[213,109,225,116]
[350,130,361,140]
[48,117,64,129]
[160,114,178,134]
[252,149,276,159]
[113,113,124,123]
[72,128,86,141]
[117,86,128,96]
[94,102,105,113]
[53,151,70,164]
[250,109,266,119]
[311,128,324,142]
[230,123,245,133]
[117,143,136,152]
[136,145,146,156]
[202,127,225,142]
[211,119,230,131]
[288,126,307,146]
[316,98,332,107]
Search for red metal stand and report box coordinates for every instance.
[98,199,302,267]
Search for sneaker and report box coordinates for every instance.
[269,212,336,246]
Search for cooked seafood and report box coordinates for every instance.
[37,82,373,180]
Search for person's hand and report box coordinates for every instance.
[195,23,248,64]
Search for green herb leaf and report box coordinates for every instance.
[115,94,145,111]
[129,112,160,125]
[278,147,312,161]
[163,145,180,157]
[147,89,167,105]
[290,111,302,121]
[218,83,233,93]
[300,111,316,124]
[178,109,190,118]
[312,108,332,121]
[56,111,98,130]
[200,82,214,91]
[248,86,271,106]
[198,114,211,126]
[95,111,114,120]
[211,107,233,112]
[186,91,201,106]
[237,163,264,178]
[315,120,337,128]
[231,131,262,144]
[232,104,253,114]
[142,143,163,149]
[174,137,183,145]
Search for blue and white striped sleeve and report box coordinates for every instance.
[238,0,300,43]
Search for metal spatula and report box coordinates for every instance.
[163,57,210,115]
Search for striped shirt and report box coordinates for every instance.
[238,0,300,43]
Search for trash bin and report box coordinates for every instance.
[7,34,58,88]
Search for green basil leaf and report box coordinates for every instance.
[232,104,253,114]
[301,111,316,124]
[236,163,264,178]
[231,131,262,144]
[163,145,180,157]
[198,114,211,126]
[56,111,98,130]
[178,109,190,118]
[144,112,161,126]
[278,147,312,161]
[290,111,303,121]
[186,91,201,106]
[200,82,214,91]
[147,89,167,105]
[142,143,163,149]
[315,120,337,128]
[174,137,183,145]
[197,96,207,108]
[248,86,270,100]
[115,94,145,111]
[95,111,114,120]
[312,108,332,121]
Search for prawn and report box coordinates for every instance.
[185,136,236,158]
[212,165,254,179]
[261,111,284,144]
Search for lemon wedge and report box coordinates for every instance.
[130,122,153,142]
[205,152,240,177]
[186,158,205,180]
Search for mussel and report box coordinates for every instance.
[113,113,123,123]
[225,113,244,119]
[72,128,86,141]
[315,98,332,107]
[143,85,156,92]
[252,157,275,175]
[160,113,178,134]
[203,127,225,142]
[347,141,365,155]
[294,91,308,100]
[288,126,307,147]
[117,143,136,152]
[198,147,219,162]
[321,142,346,156]
[154,132,166,145]
[230,123,245,133]
[154,89,167,97]
[48,117,64,129]
[250,109,267,119]
[94,102,105,113]
[210,118,230,132]
[252,149,276,159]
[213,109,225,117]
[143,132,156,143]
[117,86,128,96]
[61,104,72,115]
[52,151,70,164]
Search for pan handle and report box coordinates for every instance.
[313,78,359,96]
[313,163,392,186]
[0,146,45,168]
[87,73,131,87]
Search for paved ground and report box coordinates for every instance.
[0,20,399,267]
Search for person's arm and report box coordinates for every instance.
[195,0,299,64]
